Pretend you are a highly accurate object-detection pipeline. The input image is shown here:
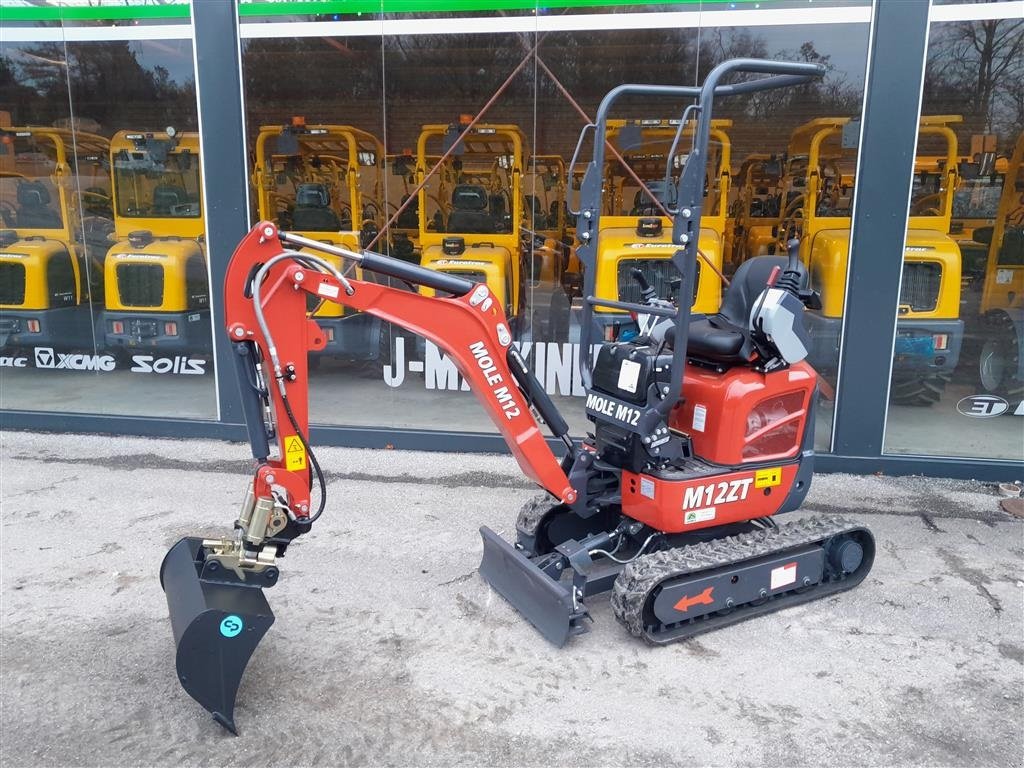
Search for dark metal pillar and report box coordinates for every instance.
[190,0,249,424]
[831,0,931,457]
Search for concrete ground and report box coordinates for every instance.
[1,430,1022,767]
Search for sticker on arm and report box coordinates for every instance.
[283,435,307,471]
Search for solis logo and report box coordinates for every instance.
[33,347,116,372]
[956,395,1009,418]
[130,355,207,375]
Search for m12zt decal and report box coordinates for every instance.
[682,477,754,512]
[469,340,520,420]
[585,392,641,428]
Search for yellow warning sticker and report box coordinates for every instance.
[283,436,307,472]
[755,466,782,489]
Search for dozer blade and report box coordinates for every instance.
[478,526,589,647]
[159,537,274,735]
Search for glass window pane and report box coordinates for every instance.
[0,5,216,419]
[883,11,1023,459]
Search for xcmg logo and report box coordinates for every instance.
[33,347,116,372]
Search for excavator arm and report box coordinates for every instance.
[160,221,580,733]
[223,221,576,525]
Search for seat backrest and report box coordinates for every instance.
[152,184,187,214]
[998,227,1023,267]
[631,180,676,216]
[525,194,547,229]
[395,194,418,229]
[448,184,494,233]
[718,256,807,327]
[295,183,330,208]
[16,181,61,228]
[292,183,341,231]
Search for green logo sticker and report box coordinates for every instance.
[220,615,244,638]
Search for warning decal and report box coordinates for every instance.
[755,466,782,488]
[770,562,797,590]
[284,435,307,471]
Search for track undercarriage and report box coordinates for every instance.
[480,494,874,646]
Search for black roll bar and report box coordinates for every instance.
[573,59,824,404]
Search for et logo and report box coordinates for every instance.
[956,395,1009,418]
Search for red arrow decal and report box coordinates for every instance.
[673,585,715,613]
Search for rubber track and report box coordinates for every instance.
[515,493,558,539]
[610,515,870,644]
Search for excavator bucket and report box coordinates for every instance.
[159,537,275,734]
[478,526,590,647]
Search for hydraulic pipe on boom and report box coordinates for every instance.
[161,221,583,733]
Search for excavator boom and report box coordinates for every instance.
[160,221,577,732]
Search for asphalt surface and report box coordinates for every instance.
[1,430,1022,767]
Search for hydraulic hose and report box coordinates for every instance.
[249,250,352,524]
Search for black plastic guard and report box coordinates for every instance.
[159,537,274,735]
[478,526,589,647]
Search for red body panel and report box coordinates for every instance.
[673,361,816,466]
[224,223,575,515]
[622,463,800,533]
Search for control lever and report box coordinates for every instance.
[775,238,822,310]
[630,268,674,338]
[630,267,658,305]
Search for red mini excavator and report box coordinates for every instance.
[160,59,874,734]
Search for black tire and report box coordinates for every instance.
[889,373,949,406]
[979,312,1024,404]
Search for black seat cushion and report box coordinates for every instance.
[292,206,341,231]
[664,256,807,365]
[686,317,745,358]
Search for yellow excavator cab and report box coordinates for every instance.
[781,115,965,405]
[416,123,528,326]
[588,118,732,332]
[979,135,1024,317]
[0,127,111,351]
[252,121,390,363]
[102,129,211,353]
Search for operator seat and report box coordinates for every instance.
[152,185,188,215]
[665,256,808,365]
[525,194,547,230]
[291,183,341,232]
[447,184,495,234]
[16,181,62,229]
[395,194,419,229]
[630,180,676,216]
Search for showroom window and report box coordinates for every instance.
[238,0,871,449]
[883,1,1023,460]
[0,1,217,418]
